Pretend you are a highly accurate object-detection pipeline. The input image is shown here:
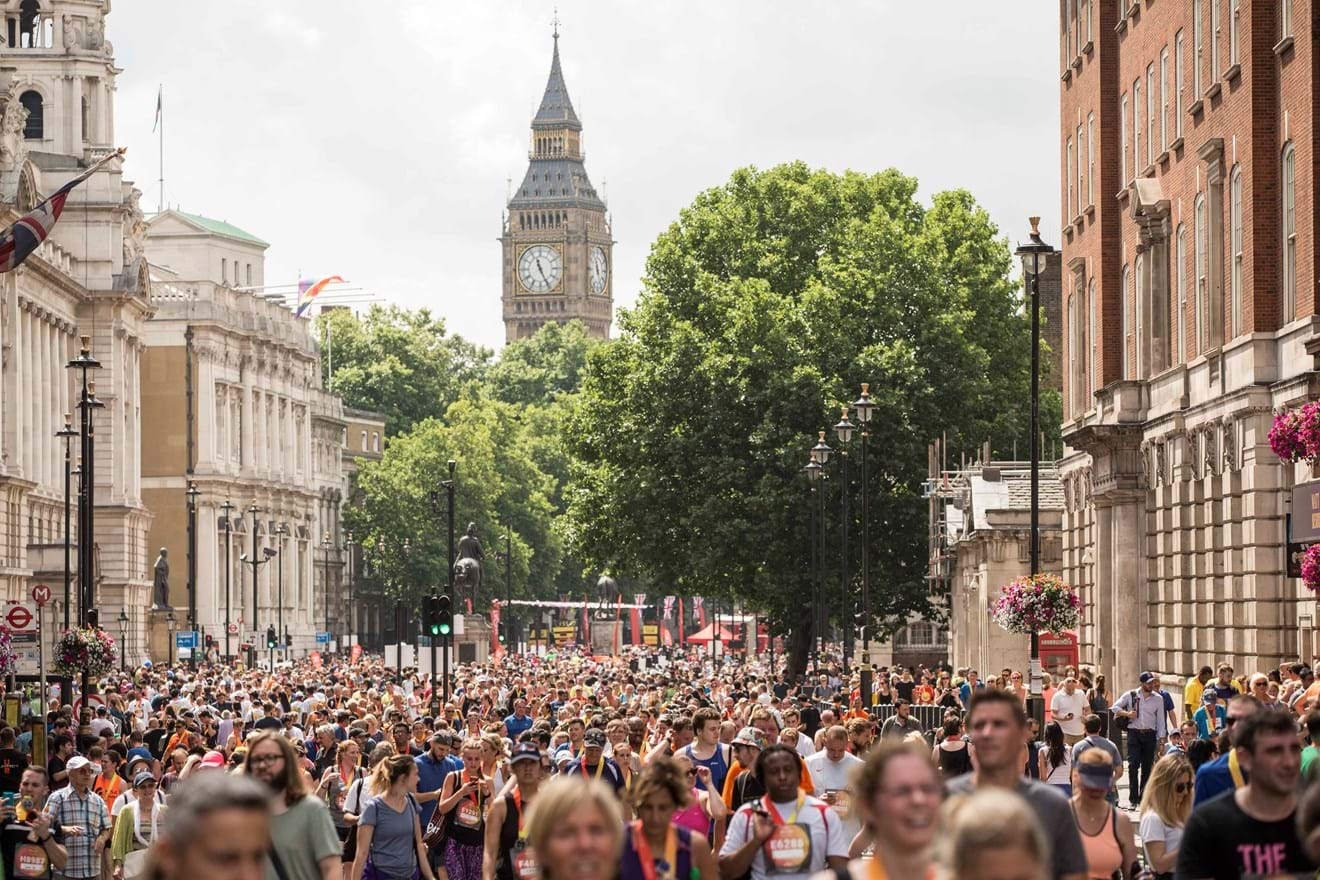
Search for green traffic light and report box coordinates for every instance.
[439,624,452,636]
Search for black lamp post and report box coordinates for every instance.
[497,534,512,650]
[56,413,77,632]
[344,532,355,651]
[166,610,177,666]
[803,458,822,672]
[810,431,833,667]
[219,499,234,661]
[832,408,855,673]
[321,533,332,641]
[274,523,288,659]
[241,503,276,666]
[1015,216,1053,730]
[117,609,128,671]
[66,335,100,633]
[851,384,876,701]
[185,482,200,669]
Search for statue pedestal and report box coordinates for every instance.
[146,609,176,666]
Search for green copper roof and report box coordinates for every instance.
[175,210,269,246]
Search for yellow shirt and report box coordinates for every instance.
[1184,678,1205,715]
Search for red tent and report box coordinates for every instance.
[686,623,735,644]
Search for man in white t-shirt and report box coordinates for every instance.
[1050,676,1089,745]
[720,745,848,880]
[803,725,863,842]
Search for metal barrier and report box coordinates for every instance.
[868,704,952,745]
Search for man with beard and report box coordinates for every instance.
[243,731,340,880]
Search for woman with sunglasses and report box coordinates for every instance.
[622,757,718,880]
[1069,749,1137,880]
[111,770,164,879]
[1006,670,1027,704]
[671,752,728,854]
[1137,754,1192,880]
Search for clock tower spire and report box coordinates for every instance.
[500,22,613,344]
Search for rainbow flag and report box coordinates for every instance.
[294,275,344,316]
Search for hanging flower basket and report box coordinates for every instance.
[1301,545,1320,593]
[0,630,17,678]
[1269,402,1320,463]
[52,628,117,678]
[991,573,1081,636]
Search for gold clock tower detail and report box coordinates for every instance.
[501,25,613,343]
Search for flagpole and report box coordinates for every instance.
[157,85,163,213]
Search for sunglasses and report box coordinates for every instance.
[1175,782,1190,793]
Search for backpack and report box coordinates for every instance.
[1114,689,1138,732]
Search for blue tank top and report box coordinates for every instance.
[621,825,695,880]
[683,743,730,793]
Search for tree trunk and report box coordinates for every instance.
[786,616,814,678]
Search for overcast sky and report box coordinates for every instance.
[114,2,1061,351]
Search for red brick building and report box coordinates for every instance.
[1056,0,1317,687]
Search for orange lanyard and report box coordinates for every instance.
[581,755,605,779]
[762,793,803,825]
[631,821,677,880]
[511,788,528,840]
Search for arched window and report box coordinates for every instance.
[1175,224,1187,364]
[1121,266,1132,380]
[1135,253,1146,378]
[1195,195,1207,353]
[1284,143,1296,323]
[19,91,42,140]
[1229,165,1243,337]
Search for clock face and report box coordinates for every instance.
[588,246,608,294]
[518,245,563,293]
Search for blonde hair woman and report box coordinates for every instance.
[525,777,624,880]
[939,788,1050,880]
[1137,754,1193,880]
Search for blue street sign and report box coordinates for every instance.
[315,631,331,644]
[175,631,199,650]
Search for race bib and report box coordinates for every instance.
[13,842,49,878]
[456,800,482,828]
[511,842,539,880]
[827,790,852,819]
[763,823,812,875]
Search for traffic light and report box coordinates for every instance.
[436,594,452,637]
[266,625,277,649]
[498,628,506,644]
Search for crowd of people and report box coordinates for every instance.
[0,646,1314,880]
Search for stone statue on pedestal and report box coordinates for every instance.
[453,523,483,599]
[152,548,172,609]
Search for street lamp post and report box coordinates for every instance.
[498,534,512,650]
[344,533,355,651]
[1015,216,1053,730]
[220,500,234,661]
[833,408,855,673]
[851,384,876,702]
[185,482,200,670]
[803,459,823,673]
[55,414,77,632]
[439,459,455,707]
[810,432,833,667]
[274,523,289,659]
[321,533,332,643]
[166,610,177,666]
[117,610,128,671]
[242,504,276,666]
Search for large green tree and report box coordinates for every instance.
[318,305,490,436]
[567,163,1041,673]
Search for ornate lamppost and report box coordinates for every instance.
[810,431,833,667]
[851,384,876,703]
[219,499,235,661]
[832,408,855,673]
[55,414,77,632]
[185,482,200,669]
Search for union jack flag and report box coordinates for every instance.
[0,151,120,274]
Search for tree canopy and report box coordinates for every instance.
[566,162,1044,672]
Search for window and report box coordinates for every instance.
[1284,144,1296,322]
[246,264,252,287]
[1087,0,1093,43]
[372,433,380,453]
[1087,278,1096,393]
[1120,93,1129,182]
[221,258,227,285]
[1193,3,1204,96]
[1211,0,1221,79]
[1146,64,1156,166]
[1066,138,1074,218]
[1176,225,1187,363]
[1086,113,1095,204]
[1230,0,1240,64]
[1075,123,1084,207]
[1133,79,1142,175]
[1195,195,1207,352]
[361,430,367,451]
[1175,30,1185,136]
[1135,253,1146,377]
[1229,166,1242,337]
[1122,266,1132,380]
[1284,0,1294,37]
[19,91,41,140]
[1068,291,1078,411]
[1160,48,1169,149]
[1073,0,1082,55]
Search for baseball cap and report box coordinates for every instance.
[1077,762,1113,791]
[1202,690,1220,705]
[510,742,540,765]
[132,771,156,789]
[732,727,763,748]
[199,751,226,769]
[1138,672,1157,684]
[583,729,607,748]
[66,756,91,772]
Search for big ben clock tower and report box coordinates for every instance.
[501,24,613,343]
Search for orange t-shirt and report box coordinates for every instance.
[94,772,123,813]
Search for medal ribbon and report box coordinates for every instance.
[762,793,804,825]
[511,787,528,840]
[630,821,677,880]
[581,755,605,779]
